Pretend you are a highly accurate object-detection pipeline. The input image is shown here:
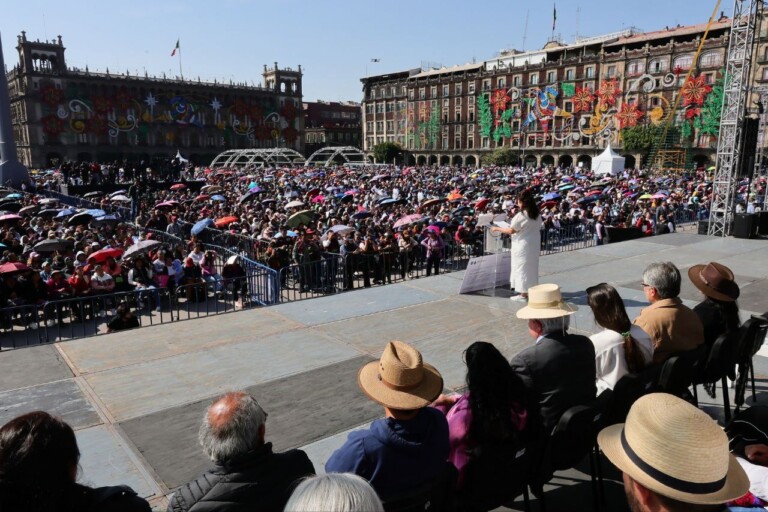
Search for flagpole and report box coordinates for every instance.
[178,40,184,80]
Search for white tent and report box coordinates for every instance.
[174,150,189,163]
[591,145,625,175]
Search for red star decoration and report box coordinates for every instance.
[597,79,622,107]
[573,86,594,113]
[617,103,644,129]
[681,75,712,106]
[491,89,511,114]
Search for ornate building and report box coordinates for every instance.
[361,13,757,169]
[6,32,304,168]
[303,100,362,157]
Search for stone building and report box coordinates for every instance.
[361,13,758,169]
[303,100,362,157]
[6,32,304,168]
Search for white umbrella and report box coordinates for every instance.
[285,200,305,209]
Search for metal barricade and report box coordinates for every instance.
[540,223,594,255]
[279,254,343,302]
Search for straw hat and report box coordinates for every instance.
[358,341,443,410]
[688,262,740,302]
[515,284,578,319]
[598,393,749,505]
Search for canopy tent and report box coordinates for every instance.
[591,145,625,176]
[174,150,189,163]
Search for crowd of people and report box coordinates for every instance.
[2,253,766,511]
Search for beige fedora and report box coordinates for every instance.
[515,284,578,319]
[598,393,749,505]
[358,341,443,410]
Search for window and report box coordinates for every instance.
[584,81,595,91]
[482,137,489,148]
[700,51,723,67]
[513,75,522,86]
[455,112,461,122]
[467,136,474,149]
[498,77,506,88]
[366,104,374,114]
[443,99,449,108]
[442,137,449,149]
[704,72,715,84]
[763,67,768,80]
[454,137,462,149]
[585,66,595,79]
[529,72,539,85]
[649,58,668,73]
[627,60,645,76]
[468,82,475,93]
[565,68,575,80]
[564,101,573,113]
[468,96,475,105]
[419,88,426,99]
[482,79,491,91]
[366,121,373,132]
[376,103,384,113]
[547,71,556,83]
[468,124,475,133]
[606,65,617,78]
[390,87,396,97]
[409,89,415,100]
[673,54,694,71]
[431,86,437,97]
[443,85,450,96]
[376,121,383,131]
[455,97,462,106]
[386,121,394,132]
[456,83,463,95]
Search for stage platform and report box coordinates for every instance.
[2,232,768,510]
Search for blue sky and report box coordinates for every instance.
[2,0,729,102]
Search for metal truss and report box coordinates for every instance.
[304,146,370,167]
[709,0,760,236]
[210,148,306,168]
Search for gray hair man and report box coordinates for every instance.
[634,262,704,364]
[510,284,596,432]
[167,391,315,512]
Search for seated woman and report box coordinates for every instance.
[725,406,768,509]
[688,261,741,350]
[586,283,653,394]
[200,250,223,294]
[0,410,150,511]
[432,341,529,489]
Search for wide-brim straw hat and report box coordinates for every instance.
[358,341,443,410]
[516,283,578,319]
[688,262,740,302]
[598,393,749,505]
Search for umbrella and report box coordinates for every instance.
[195,194,211,202]
[651,193,667,199]
[393,214,426,229]
[191,218,215,235]
[474,198,490,210]
[639,193,653,200]
[0,202,22,212]
[311,195,326,204]
[577,195,602,205]
[4,193,22,199]
[0,214,22,222]
[542,192,561,201]
[421,198,445,210]
[426,225,441,234]
[91,215,121,227]
[215,216,239,228]
[327,224,355,236]
[286,209,315,228]
[123,240,161,259]
[248,186,263,193]
[18,205,39,215]
[306,187,321,198]
[109,190,128,197]
[155,201,177,209]
[558,184,575,191]
[85,208,106,217]
[447,192,464,201]
[38,208,61,218]
[211,194,227,202]
[540,200,558,209]
[55,208,77,218]
[68,211,97,226]
[452,205,471,216]
[83,191,103,198]
[201,185,223,193]
[261,198,276,206]
[379,198,404,207]
[111,195,130,202]
[0,261,29,275]
[33,238,73,253]
[285,200,305,209]
[345,189,359,195]
[352,210,372,220]
[339,194,354,203]
[88,247,124,264]
[585,190,603,197]
[274,230,298,239]
[238,190,261,205]
[707,166,716,171]
[38,198,59,205]
[170,183,187,190]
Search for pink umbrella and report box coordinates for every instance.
[0,214,22,222]
[393,213,425,229]
[170,183,187,190]
[586,189,602,197]
[651,193,667,199]
[311,195,326,203]
[426,225,441,234]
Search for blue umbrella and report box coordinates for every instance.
[558,184,575,191]
[92,214,121,227]
[352,210,372,220]
[4,193,22,199]
[191,218,214,235]
[274,230,298,238]
[211,194,227,202]
[542,192,561,201]
[84,209,106,217]
[577,195,602,205]
[55,208,76,218]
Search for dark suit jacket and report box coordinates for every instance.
[510,331,597,433]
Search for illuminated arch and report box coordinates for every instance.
[210,148,306,168]
[304,146,370,167]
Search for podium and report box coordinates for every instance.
[459,226,511,296]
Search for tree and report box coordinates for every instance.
[482,147,518,166]
[372,142,403,163]
[621,125,660,155]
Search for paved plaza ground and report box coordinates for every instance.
[1,232,767,510]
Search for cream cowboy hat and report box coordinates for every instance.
[358,341,443,410]
[515,284,578,319]
[598,393,749,505]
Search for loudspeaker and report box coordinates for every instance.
[698,220,709,235]
[733,213,758,239]
[758,211,768,235]
[739,118,759,177]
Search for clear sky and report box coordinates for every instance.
[1,0,730,103]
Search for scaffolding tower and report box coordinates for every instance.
[709,0,761,236]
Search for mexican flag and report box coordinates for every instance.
[553,4,557,32]
[171,39,180,57]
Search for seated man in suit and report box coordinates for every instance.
[634,261,704,364]
[510,284,597,433]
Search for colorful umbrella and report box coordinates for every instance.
[0,261,29,275]
[474,198,490,210]
[542,192,561,201]
[211,194,227,202]
[170,183,187,190]
[191,218,215,235]
[88,247,124,264]
[639,193,653,200]
[286,210,315,229]
[195,194,211,202]
[393,214,426,229]
[311,195,326,203]
[0,214,22,222]
[111,195,131,202]
[215,216,239,228]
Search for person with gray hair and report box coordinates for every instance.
[167,391,315,512]
[284,473,384,512]
[634,262,704,364]
[510,284,596,432]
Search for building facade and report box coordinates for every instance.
[6,32,304,168]
[360,13,768,169]
[303,100,362,157]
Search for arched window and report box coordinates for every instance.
[627,60,645,76]
[648,58,668,74]
[699,51,723,68]
[673,54,694,71]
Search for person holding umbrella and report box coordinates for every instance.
[91,264,116,317]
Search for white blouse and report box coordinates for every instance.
[590,324,654,395]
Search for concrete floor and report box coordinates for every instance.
[1,231,767,511]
